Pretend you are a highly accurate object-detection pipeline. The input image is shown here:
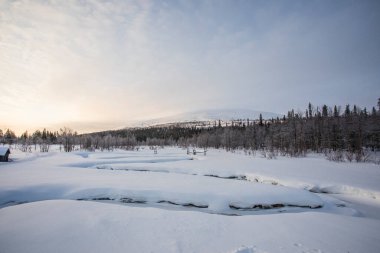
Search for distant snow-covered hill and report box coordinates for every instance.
[173,109,281,121]
[128,109,282,128]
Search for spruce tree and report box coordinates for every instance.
[353,105,358,116]
[322,105,328,117]
[308,103,313,118]
[345,105,351,116]
[333,105,339,117]
[259,113,263,126]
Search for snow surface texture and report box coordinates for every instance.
[1,146,380,252]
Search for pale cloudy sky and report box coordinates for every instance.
[1,0,379,134]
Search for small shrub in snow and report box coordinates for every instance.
[345,152,354,162]
[267,150,277,160]
[354,151,363,162]
[326,150,344,162]
[362,152,371,163]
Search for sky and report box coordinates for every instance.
[0,0,379,134]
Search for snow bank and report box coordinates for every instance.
[0,147,327,213]
[1,200,379,253]
[0,171,323,213]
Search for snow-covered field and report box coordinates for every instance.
[1,146,380,253]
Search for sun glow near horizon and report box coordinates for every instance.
[1,0,379,135]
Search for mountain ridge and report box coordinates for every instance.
[127,109,282,128]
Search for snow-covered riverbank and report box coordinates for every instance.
[1,147,379,252]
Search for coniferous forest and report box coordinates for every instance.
[2,100,380,162]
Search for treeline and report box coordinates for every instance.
[98,100,379,146]
[1,127,73,152]
[90,100,380,162]
[183,102,380,162]
[2,100,380,162]
[0,127,138,153]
